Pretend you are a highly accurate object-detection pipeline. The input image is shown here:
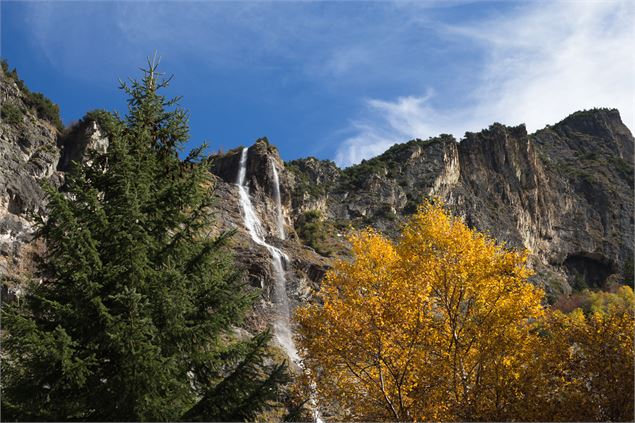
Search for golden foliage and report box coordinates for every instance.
[295,202,634,421]
[524,290,634,421]
[296,202,543,420]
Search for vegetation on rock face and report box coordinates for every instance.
[339,136,450,190]
[1,59,64,131]
[296,202,634,421]
[285,158,332,201]
[1,102,23,125]
[1,60,288,421]
[295,210,331,255]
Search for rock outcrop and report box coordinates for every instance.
[0,69,108,290]
[1,70,61,282]
[275,110,633,298]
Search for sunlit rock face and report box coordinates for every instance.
[1,71,60,283]
[0,70,109,293]
[253,109,633,299]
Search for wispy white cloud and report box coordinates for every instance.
[335,93,462,165]
[335,0,635,167]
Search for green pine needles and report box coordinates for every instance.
[1,58,289,421]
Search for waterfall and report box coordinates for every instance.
[236,147,323,423]
[235,147,299,364]
[271,161,286,240]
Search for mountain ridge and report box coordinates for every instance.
[1,63,633,312]
[208,108,633,301]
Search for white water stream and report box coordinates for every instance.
[235,147,299,363]
[271,161,286,240]
[236,147,323,422]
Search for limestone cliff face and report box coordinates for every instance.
[276,110,633,298]
[1,71,61,283]
[451,112,633,295]
[209,139,329,332]
[0,71,108,294]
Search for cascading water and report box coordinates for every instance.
[235,147,299,364]
[236,147,323,423]
[271,161,286,240]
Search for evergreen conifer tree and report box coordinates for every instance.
[1,58,288,421]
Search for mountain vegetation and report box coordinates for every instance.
[1,59,64,131]
[1,60,289,421]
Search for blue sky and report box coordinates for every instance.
[2,1,633,166]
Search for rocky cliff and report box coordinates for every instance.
[267,110,633,299]
[0,68,108,298]
[209,140,330,332]
[209,109,635,302]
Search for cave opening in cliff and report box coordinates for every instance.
[563,252,614,290]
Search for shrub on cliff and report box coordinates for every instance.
[1,58,288,421]
[1,103,23,125]
[1,58,63,131]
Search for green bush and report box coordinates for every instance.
[338,159,385,190]
[296,210,331,255]
[1,103,23,125]
[2,58,63,131]
[27,92,63,131]
[83,108,117,136]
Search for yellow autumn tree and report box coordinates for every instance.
[522,286,635,421]
[295,202,545,421]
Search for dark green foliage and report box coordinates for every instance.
[83,108,118,136]
[403,191,430,215]
[340,158,386,190]
[295,210,331,255]
[285,158,332,201]
[558,108,619,127]
[1,58,63,131]
[612,157,634,188]
[1,59,287,421]
[28,92,63,131]
[1,103,23,125]
[182,331,290,421]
